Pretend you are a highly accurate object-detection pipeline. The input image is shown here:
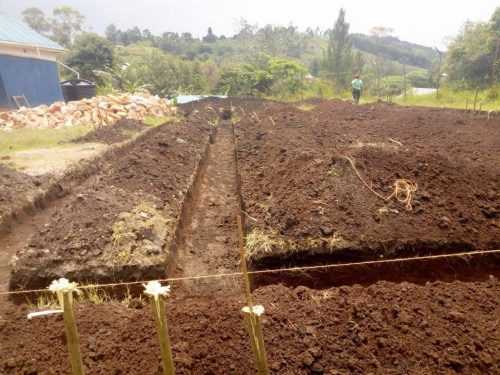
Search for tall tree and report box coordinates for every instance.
[22,7,51,35]
[203,27,217,43]
[105,23,120,44]
[369,26,394,91]
[64,33,115,83]
[323,8,354,92]
[51,6,86,47]
[445,8,499,88]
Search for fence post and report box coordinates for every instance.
[144,281,175,375]
[473,87,479,112]
[49,278,85,375]
[435,47,443,99]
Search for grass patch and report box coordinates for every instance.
[0,125,92,156]
[297,104,316,111]
[394,88,500,111]
[143,115,182,127]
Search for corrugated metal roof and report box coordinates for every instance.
[0,14,64,50]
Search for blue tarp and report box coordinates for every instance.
[176,95,227,104]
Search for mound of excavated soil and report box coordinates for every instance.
[10,120,213,289]
[236,100,500,263]
[71,119,147,144]
[0,164,42,217]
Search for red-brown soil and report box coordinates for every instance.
[8,120,212,289]
[71,119,147,144]
[1,279,498,374]
[235,99,500,263]
[0,164,43,220]
[0,98,499,374]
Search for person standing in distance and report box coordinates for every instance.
[351,73,363,104]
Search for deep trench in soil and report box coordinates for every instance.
[169,122,243,296]
[1,104,498,298]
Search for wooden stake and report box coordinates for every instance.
[49,279,85,375]
[62,291,85,375]
[148,295,175,375]
[144,281,175,375]
[473,87,479,112]
[237,215,253,310]
[242,306,269,375]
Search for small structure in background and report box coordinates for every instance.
[0,14,65,110]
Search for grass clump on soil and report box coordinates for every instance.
[0,126,92,156]
[245,228,285,261]
[26,294,60,309]
[109,202,171,265]
[296,104,316,111]
[307,233,344,252]
[143,115,182,127]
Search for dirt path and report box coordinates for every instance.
[173,123,242,296]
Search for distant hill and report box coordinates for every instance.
[351,33,440,69]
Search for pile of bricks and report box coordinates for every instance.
[0,93,177,131]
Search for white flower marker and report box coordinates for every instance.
[49,278,85,375]
[144,281,175,375]
[242,305,269,375]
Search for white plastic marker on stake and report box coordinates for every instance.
[49,278,85,375]
[27,310,63,319]
[144,281,175,375]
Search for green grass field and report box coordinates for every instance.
[0,126,92,156]
[393,88,500,111]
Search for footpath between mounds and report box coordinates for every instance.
[1,279,498,374]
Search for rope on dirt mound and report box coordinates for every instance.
[343,155,418,211]
[1,249,498,297]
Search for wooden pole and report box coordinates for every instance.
[237,215,253,310]
[492,38,499,87]
[403,59,407,98]
[473,87,479,112]
[242,306,269,375]
[144,282,175,375]
[149,295,175,375]
[62,291,85,375]
[435,47,443,98]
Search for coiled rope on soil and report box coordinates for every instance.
[0,249,498,296]
[343,155,418,211]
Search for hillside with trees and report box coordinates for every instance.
[18,5,500,103]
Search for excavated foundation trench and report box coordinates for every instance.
[2,101,499,303]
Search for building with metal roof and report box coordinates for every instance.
[0,14,65,110]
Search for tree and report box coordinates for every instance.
[64,33,115,83]
[369,26,394,92]
[22,7,51,35]
[445,14,497,88]
[105,24,121,44]
[51,6,86,47]
[323,8,354,93]
[406,70,431,88]
[203,27,217,43]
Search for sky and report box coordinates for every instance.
[1,0,498,50]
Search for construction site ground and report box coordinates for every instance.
[0,98,499,374]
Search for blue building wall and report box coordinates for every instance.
[0,54,63,108]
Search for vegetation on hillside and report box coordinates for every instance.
[19,5,500,108]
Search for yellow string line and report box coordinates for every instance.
[0,249,498,297]
[343,155,418,211]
